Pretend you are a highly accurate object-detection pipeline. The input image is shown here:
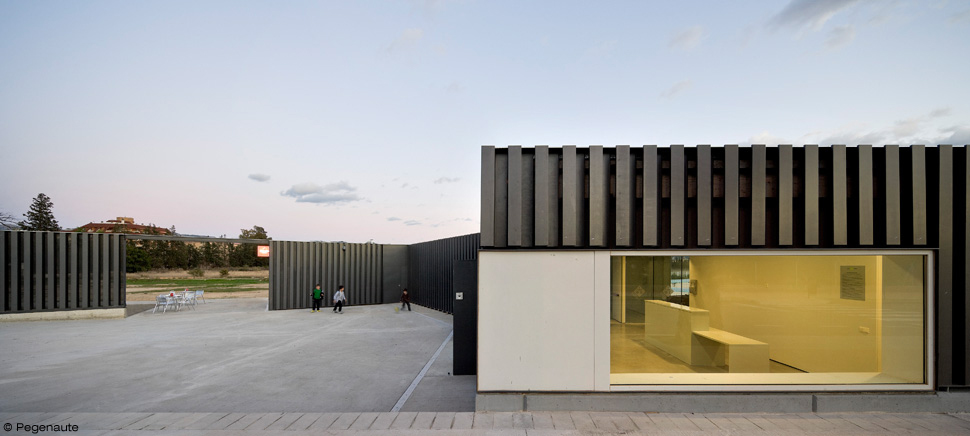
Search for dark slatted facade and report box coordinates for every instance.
[407,233,480,314]
[480,145,970,388]
[1,231,126,313]
[268,241,388,311]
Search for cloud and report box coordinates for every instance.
[248,173,271,182]
[936,125,970,145]
[890,107,954,139]
[769,0,861,31]
[404,220,421,226]
[745,131,793,146]
[825,25,856,49]
[818,130,886,145]
[949,9,970,25]
[669,26,704,50]
[585,39,618,57]
[409,0,451,16]
[739,25,757,48]
[745,109,968,147]
[434,177,460,184]
[386,28,424,54]
[893,117,923,138]
[445,82,464,94]
[867,1,899,26]
[428,217,475,228]
[660,80,693,99]
[387,217,401,221]
[281,181,361,204]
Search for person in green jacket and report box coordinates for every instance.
[311,284,323,312]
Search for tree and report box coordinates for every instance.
[237,225,270,267]
[202,242,230,268]
[18,193,60,231]
[0,211,18,230]
[125,240,151,272]
[239,225,269,240]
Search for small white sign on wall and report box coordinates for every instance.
[456,292,464,300]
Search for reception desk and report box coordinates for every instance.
[643,300,710,364]
[644,300,769,373]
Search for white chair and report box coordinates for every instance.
[195,290,205,304]
[167,295,181,312]
[152,295,168,314]
[182,290,196,309]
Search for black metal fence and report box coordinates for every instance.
[407,233,480,313]
[268,241,388,311]
[1,231,126,313]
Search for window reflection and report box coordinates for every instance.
[610,255,926,386]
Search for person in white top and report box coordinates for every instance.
[333,285,347,313]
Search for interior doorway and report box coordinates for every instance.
[611,256,689,324]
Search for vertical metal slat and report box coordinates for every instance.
[111,235,120,307]
[589,145,609,247]
[100,234,109,307]
[938,145,954,386]
[725,144,740,246]
[68,233,77,310]
[508,146,524,247]
[671,145,686,246]
[534,146,557,247]
[643,145,660,247]
[480,146,496,247]
[751,144,767,246]
[46,232,54,309]
[120,235,126,307]
[885,145,902,245]
[268,241,277,310]
[778,145,794,246]
[858,145,874,245]
[966,146,970,385]
[804,145,820,246]
[80,234,88,309]
[616,145,636,247]
[697,145,712,246]
[57,233,67,309]
[833,144,848,246]
[11,232,19,312]
[912,144,927,245]
[0,232,6,312]
[31,232,40,310]
[494,152,509,248]
[563,146,585,247]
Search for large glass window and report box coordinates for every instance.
[610,254,927,386]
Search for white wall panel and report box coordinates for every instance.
[478,251,598,391]
[594,251,612,390]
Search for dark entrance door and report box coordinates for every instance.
[452,259,477,375]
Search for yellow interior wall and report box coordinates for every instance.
[690,256,881,373]
[879,256,925,382]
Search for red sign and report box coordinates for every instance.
[257,245,270,258]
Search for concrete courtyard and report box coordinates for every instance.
[3,298,970,435]
[0,298,474,414]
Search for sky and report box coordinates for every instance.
[1,0,968,244]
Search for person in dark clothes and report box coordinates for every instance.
[333,285,347,313]
[400,288,411,311]
[311,284,323,312]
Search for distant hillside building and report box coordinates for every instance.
[74,217,171,235]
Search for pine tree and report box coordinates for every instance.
[0,211,18,230]
[18,193,60,231]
